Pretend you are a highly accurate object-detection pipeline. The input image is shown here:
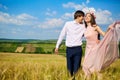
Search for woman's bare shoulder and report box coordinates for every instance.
[93,24,100,30]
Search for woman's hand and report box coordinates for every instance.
[109,21,120,29]
[96,40,100,44]
[108,25,113,29]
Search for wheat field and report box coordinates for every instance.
[0,53,120,80]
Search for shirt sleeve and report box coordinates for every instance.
[56,22,67,48]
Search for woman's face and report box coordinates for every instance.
[85,13,92,22]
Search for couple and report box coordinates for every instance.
[54,10,120,79]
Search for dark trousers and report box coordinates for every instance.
[66,46,82,76]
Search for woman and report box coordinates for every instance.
[82,13,120,79]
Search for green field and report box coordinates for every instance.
[0,39,67,54]
[0,39,87,56]
[0,53,120,80]
[0,39,120,80]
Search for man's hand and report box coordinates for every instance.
[54,48,59,54]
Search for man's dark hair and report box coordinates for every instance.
[74,10,85,19]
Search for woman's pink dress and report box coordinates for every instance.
[82,22,120,76]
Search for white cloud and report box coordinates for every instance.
[62,2,84,10]
[0,12,10,23]
[11,28,22,34]
[18,2,113,29]
[86,0,90,4]
[63,2,114,24]
[0,2,114,29]
[61,12,74,20]
[17,13,37,20]
[82,7,113,24]
[82,7,96,14]
[45,8,57,16]
[96,9,113,24]
[37,12,72,29]
[0,11,64,29]
[38,18,64,28]
[0,12,38,25]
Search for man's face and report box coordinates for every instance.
[78,16,84,22]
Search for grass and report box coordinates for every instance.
[0,53,68,80]
[0,53,120,80]
[0,42,61,53]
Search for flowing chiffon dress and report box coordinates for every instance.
[82,22,120,76]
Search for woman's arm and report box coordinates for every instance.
[95,26,105,36]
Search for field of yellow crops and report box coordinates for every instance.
[0,53,120,80]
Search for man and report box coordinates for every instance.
[54,10,86,78]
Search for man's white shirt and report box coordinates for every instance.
[56,20,86,48]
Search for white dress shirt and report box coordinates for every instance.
[56,20,86,48]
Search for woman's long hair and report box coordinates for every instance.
[85,13,100,40]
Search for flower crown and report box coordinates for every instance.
[90,13,96,19]
[82,8,96,19]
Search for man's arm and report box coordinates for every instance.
[54,23,67,54]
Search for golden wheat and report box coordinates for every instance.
[0,53,120,80]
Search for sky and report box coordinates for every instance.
[0,0,120,40]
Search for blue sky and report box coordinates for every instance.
[0,0,120,40]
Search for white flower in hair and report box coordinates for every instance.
[82,7,96,14]
[89,8,96,14]
[82,7,96,19]
[89,8,96,19]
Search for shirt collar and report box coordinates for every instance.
[73,20,83,24]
